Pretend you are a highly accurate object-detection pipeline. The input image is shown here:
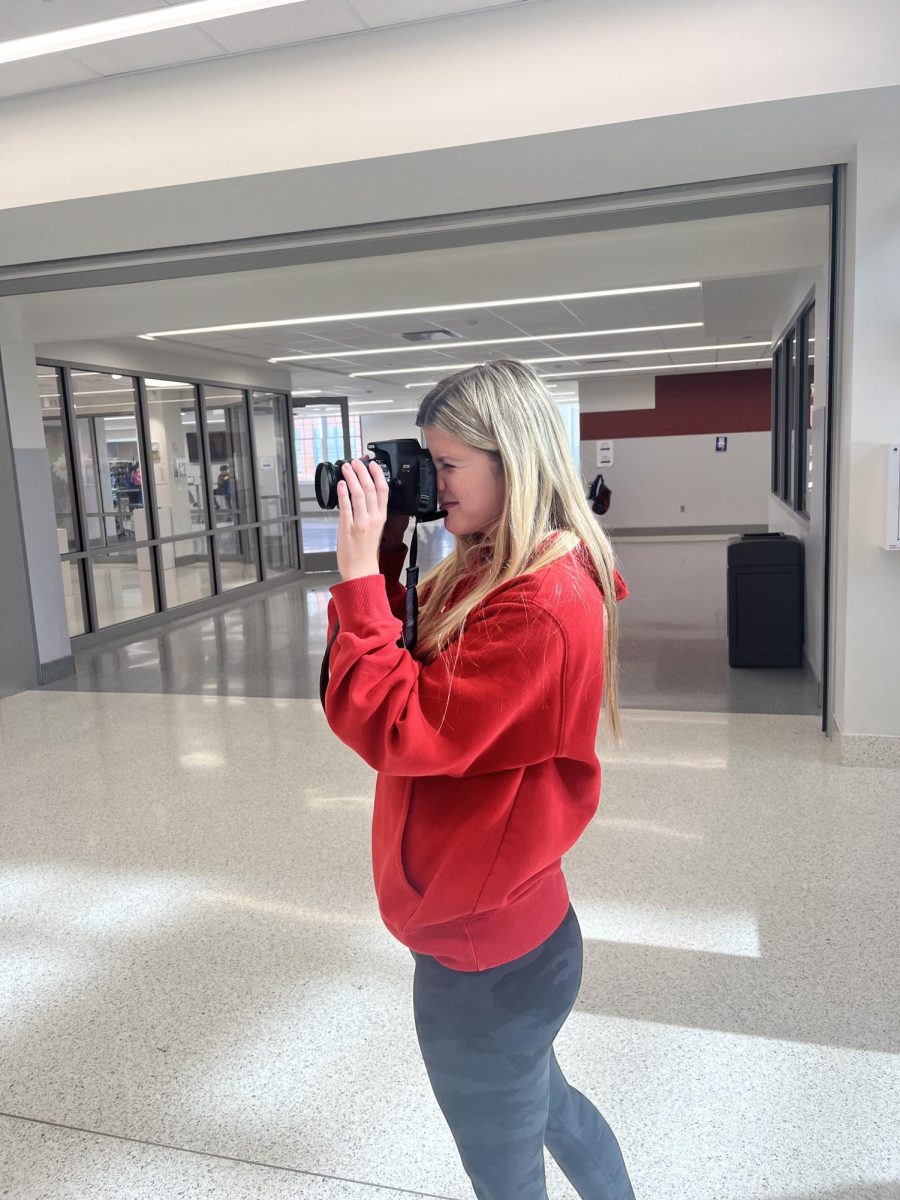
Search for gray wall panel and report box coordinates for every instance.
[0,379,39,697]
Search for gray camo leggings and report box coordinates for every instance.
[411,904,636,1199]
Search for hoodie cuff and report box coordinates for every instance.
[329,573,401,636]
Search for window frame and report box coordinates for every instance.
[38,356,293,637]
[770,288,815,517]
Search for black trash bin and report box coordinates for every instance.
[727,533,804,667]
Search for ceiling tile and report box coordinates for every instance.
[197,1,363,53]
[0,16,29,39]
[70,26,224,74]
[0,55,99,100]
[349,0,522,28]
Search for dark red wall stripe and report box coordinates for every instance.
[580,368,771,440]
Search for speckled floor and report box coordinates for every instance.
[1,690,897,1200]
[46,535,822,718]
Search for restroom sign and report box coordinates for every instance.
[715,436,728,452]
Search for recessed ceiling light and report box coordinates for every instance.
[0,0,311,64]
[270,322,704,362]
[400,328,464,343]
[139,283,702,339]
[352,342,771,377]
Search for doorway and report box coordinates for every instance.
[291,395,352,574]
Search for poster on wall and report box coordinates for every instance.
[715,435,728,452]
[596,440,614,467]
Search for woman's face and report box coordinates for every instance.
[423,426,505,537]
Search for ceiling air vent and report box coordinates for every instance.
[400,328,464,343]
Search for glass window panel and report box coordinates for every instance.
[162,535,213,609]
[71,371,146,548]
[215,528,260,591]
[787,331,798,508]
[292,411,361,483]
[801,306,815,516]
[59,559,86,637]
[90,545,157,629]
[261,521,298,577]
[252,391,293,520]
[771,344,783,496]
[37,367,80,552]
[293,407,360,561]
[555,400,580,466]
[146,379,208,536]
[204,386,255,527]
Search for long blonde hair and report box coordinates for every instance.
[414,358,625,744]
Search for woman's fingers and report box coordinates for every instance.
[341,459,384,519]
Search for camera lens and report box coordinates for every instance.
[315,460,346,509]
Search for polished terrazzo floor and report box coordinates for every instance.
[1,693,897,1199]
[46,535,822,717]
[6,535,893,1199]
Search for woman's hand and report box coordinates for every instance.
[337,458,389,583]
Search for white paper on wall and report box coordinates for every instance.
[596,440,614,466]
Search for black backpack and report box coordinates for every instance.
[588,473,612,516]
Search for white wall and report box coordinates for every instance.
[833,137,900,744]
[2,0,899,209]
[359,409,422,450]
[579,432,770,531]
[579,376,656,413]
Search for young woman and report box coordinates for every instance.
[324,359,635,1199]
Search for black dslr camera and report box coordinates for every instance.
[317,440,446,705]
[315,438,447,522]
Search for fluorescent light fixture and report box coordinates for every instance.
[139,283,701,339]
[305,400,388,408]
[70,388,136,398]
[543,357,773,378]
[0,0,309,64]
[352,342,771,377]
[270,322,705,362]
[352,408,422,417]
[404,382,438,388]
[291,389,324,396]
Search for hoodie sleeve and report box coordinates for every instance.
[323,574,566,778]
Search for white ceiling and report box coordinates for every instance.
[0,0,527,101]
[27,204,826,417]
[127,272,789,412]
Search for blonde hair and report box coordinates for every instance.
[414,358,625,744]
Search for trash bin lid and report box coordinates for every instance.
[727,532,803,565]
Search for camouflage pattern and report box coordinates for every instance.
[411,904,636,1198]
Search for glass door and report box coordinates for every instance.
[291,396,354,573]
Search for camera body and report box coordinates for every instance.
[315,438,447,521]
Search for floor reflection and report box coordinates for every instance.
[46,532,821,716]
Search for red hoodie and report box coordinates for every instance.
[325,536,628,972]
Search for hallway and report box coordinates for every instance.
[45,534,820,717]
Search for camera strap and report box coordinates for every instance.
[319,517,422,712]
[402,518,421,651]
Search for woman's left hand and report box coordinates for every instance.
[336,458,389,582]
